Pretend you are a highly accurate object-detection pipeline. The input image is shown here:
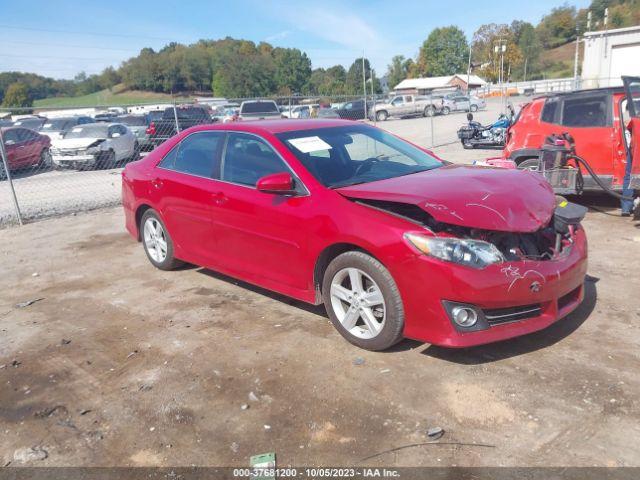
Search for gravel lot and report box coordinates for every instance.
[0,200,639,468]
[0,98,512,226]
[1,96,639,468]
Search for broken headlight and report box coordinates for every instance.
[404,233,505,269]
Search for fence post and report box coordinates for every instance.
[429,93,434,148]
[172,101,180,134]
[0,128,23,226]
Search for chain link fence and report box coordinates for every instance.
[0,77,617,227]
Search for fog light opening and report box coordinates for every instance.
[451,306,478,327]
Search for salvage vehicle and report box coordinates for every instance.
[122,119,588,351]
[371,95,441,121]
[117,114,154,152]
[238,100,282,121]
[441,92,486,115]
[0,127,51,179]
[147,106,211,147]
[457,106,514,149]
[12,115,47,130]
[41,116,95,142]
[504,86,640,192]
[51,123,137,169]
[335,100,367,120]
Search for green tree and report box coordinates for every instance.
[536,5,577,48]
[415,26,469,77]
[386,55,413,90]
[345,57,382,95]
[272,48,311,94]
[1,82,32,109]
[515,22,541,80]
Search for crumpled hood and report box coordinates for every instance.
[51,137,105,149]
[336,165,556,233]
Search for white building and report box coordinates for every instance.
[582,25,640,88]
[393,74,487,95]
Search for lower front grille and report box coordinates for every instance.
[483,304,542,326]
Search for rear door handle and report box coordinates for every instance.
[151,179,163,189]
[212,192,228,205]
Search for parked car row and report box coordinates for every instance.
[0,115,140,179]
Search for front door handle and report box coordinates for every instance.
[212,192,228,205]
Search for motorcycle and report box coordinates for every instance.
[457,105,514,149]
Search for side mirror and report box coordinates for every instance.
[467,113,473,121]
[111,132,121,138]
[256,172,296,195]
[5,140,15,146]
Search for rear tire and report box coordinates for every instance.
[461,140,474,149]
[140,209,183,271]
[424,106,435,117]
[442,106,450,115]
[470,104,478,113]
[322,251,404,351]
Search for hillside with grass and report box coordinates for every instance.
[33,84,191,108]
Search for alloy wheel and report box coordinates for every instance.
[329,267,386,339]
[143,217,168,263]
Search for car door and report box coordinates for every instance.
[1,129,21,170]
[559,93,614,177]
[210,132,312,291]
[402,95,415,115]
[150,131,225,264]
[456,95,471,111]
[622,76,640,183]
[17,129,42,167]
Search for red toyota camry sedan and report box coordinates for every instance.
[122,119,588,350]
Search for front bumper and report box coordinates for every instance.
[52,153,98,169]
[395,228,588,347]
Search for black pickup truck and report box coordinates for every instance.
[147,106,211,146]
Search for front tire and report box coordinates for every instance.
[376,110,388,122]
[322,251,404,351]
[470,104,478,113]
[97,150,116,170]
[140,209,183,271]
[38,148,52,169]
[442,106,450,115]
[424,106,435,117]
[517,158,541,172]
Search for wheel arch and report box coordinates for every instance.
[313,242,381,303]
[510,148,541,165]
[134,203,153,241]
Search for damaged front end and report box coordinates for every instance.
[354,197,587,266]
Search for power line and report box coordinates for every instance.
[0,53,124,61]
[0,39,139,53]
[0,24,179,42]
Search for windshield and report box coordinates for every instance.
[41,118,76,131]
[277,125,442,188]
[14,118,45,129]
[241,101,279,114]
[64,124,108,139]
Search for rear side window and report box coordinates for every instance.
[240,101,279,114]
[561,95,609,127]
[541,99,559,123]
[158,131,223,178]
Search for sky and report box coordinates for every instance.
[0,0,591,80]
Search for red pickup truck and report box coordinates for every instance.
[504,86,640,193]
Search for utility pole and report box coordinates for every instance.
[495,41,507,113]
[523,57,528,82]
[467,43,472,93]
[362,53,367,120]
[573,33,580,90]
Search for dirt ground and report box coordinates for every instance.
[0,198,639,468]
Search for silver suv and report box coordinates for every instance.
[439,93,486,115]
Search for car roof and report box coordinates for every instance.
[533,86,625,101]
[190,119,360,135]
